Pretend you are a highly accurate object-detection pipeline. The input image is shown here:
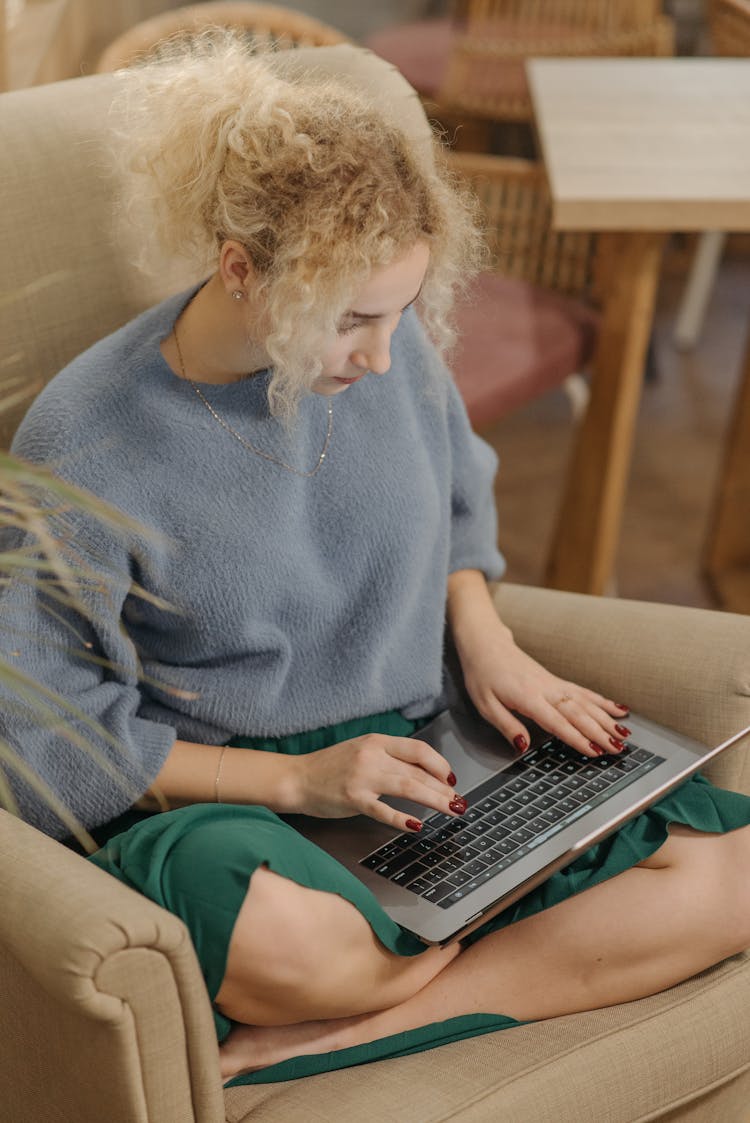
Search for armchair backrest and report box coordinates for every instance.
[0,45,432,450]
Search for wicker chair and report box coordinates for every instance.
[674,0,750,351]
[441,0,674,125]
[368,0,674,145]
[95,1,350,71]
[448,150,599,432]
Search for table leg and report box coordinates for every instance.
[702,314,750,613]
[544,231,666,595]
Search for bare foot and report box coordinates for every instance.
[219,1015,364,1083]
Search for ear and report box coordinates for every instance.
[218,240,257,298]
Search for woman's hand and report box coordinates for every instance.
[290,734,466,832]
[447,570,630,760]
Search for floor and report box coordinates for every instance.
[482,247,750,610]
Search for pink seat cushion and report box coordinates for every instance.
[366,19,456,98]
[451,273,599,429]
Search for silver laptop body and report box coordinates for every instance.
[287,707,749,946]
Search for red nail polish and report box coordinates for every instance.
[405,818,422,832]
[610,737,625,751]
[615,724,631,738]
[449,797,467,814]
[447,771,457,787]
[513,735,529,753]
[616,703,630,712]
[589,741,605,755]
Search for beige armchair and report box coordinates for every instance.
[1,46,748,1123]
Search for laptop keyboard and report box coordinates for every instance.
[360,738,665,910]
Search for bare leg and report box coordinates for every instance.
[215,865,461,1025]
[219,824,750,1081]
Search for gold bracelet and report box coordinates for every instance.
[214,745,228,803]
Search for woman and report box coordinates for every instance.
[2,36,748,1087]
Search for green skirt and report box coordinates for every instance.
[88,710,750,1087]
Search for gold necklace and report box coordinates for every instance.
[172,325,332,478]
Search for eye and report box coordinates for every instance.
[337,321,362,336]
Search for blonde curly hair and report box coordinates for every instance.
[113,32,485,422]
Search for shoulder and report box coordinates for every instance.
[11,287,199,485]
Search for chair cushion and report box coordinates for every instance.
[450,272,599,429]
[366,18,455,98]
[223,951,750,1122]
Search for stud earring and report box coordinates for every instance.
[232,290,245,301]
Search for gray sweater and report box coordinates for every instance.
[2,286,505,837]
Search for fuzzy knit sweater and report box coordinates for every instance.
[1,286,505,838]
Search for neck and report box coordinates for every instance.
[163,273,272,384]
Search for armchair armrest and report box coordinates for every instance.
[0,811,224,1123]
[491,583,750,796]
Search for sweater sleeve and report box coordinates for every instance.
[445,376,506,581]
[0,506,177,839]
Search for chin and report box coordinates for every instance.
[311,379,353,396]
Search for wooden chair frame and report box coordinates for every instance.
[95,1,350,72]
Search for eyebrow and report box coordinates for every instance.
[345,284,423,321]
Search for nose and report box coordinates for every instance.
[351,326,393,376]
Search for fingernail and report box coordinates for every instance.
[513,735,529,753]
[610,738,625,752]
[616,703,630,712]
[449,797,468,814]
[615,724,631,738]
[447,771,457,787]
[405,818,422,832]
[589,741,605,756]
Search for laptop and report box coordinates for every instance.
[287,706,750,946]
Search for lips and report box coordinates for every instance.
[333,375,363,385]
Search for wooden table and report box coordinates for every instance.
[526,58,750,606]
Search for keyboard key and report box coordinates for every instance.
[439,889,468,908]
[417,865,453,888]
[424,813,452,830]
[373,851,420,877]
[585,777,610,794]
[498,798,523,815]
[420,851,448,869]
[422,882,455,905]
[409,877,437,895]
[446,870,472,888]
[463,807,485,823]
[484,809,506,827]
[500,816,524,833]
[526,779,555,797]
[534,795,557,811]
[508,827,534,845]
[391,864,424,886]
[464,857,493,877]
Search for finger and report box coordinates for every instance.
[379,767,469,818]
[384,736,457,786]
[356,794,436,835]
[470,694,532,755]
[572,686,631,720]
[534,700,608,758]
[554,692,633,753]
